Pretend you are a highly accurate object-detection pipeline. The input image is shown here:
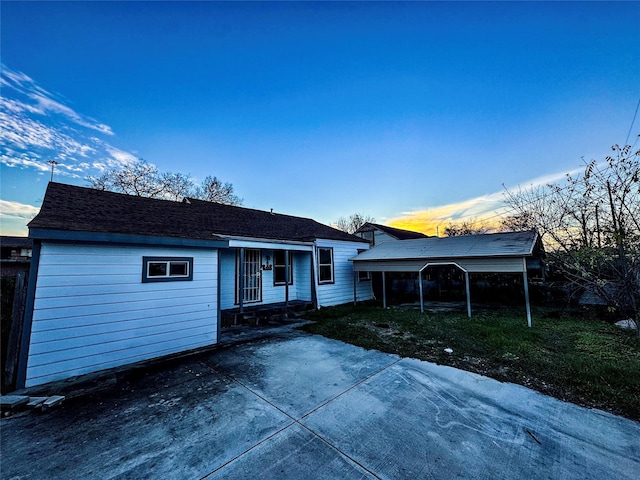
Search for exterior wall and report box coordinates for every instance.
[293,251,312,302]
[315,239,372,307]
[219,249,236,310]
[25,243,219,387]
[219,248,312,310]
[373,229,397,245]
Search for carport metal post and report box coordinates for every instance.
[465,271,472,318]
[418,263,430,314]
[418,270,424,313]
[382,271,387,309]
[353,272,357,306]
[523,257,532,327]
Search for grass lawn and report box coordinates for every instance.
[300,302,640,422]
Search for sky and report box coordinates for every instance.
[1,1,639,237]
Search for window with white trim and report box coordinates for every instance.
[357,249,370,281]
[142,257,193,282]
[274,251,293,286]
[317,247,334,284]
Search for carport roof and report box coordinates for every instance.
[349,230,543,275]
[350,230,539,263]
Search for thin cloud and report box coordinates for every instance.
[0,111,95,158]
[0,154,50,173]
[0,64,138,181]
[1,63,113,135]
[0,199,40,220]
[388,166,589,236]
[105,145,138,166]
[28,92,113,135]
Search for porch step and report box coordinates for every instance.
[221,302,313,328]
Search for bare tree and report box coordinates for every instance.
[443,218,492,236]
[88,159,242,205]
[193,176,242,205]
[335,213,375,234]
[503,140,640,334]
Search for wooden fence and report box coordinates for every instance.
[2,271,28,393]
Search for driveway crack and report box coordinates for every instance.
[201,358,400,479]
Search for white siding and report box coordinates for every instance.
[26,243,219,387]
[219,249,237,310]
[219,248,313,310]
[316,240,372,307]
[294,252,312,302]
[373,230,397,245]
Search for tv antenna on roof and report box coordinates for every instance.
[48,160,59,182]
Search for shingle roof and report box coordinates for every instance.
[28,183,367,244]
[355,222,428,240]
[351,230,540,262]
[0,236,33,248]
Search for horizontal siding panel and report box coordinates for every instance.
[32,292,214,321]
[30,310,214,340]
[39,243,216,258]
[32,301,215,331]
[34,280,213,299]
[38,253,217,266]
[28,316,215,356]
[29,324,215,366]
[34,286,214,309]
[26,335,216,387]
[36,266,216,279]
[36,274,146,288]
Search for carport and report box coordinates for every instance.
[350,230,544,327]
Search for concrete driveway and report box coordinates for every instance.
[2,325,639,479]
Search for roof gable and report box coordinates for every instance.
[28,183,366,244]
[355,222,428,240]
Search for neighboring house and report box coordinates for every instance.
[17,182,371,389]
[354,222,428,246]
[1,236,33,278]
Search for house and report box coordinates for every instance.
[17,182,372,389]
[354,222,428,246]
[1,236,33,278]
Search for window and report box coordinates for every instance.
[274,251,293,286]
[142,257,193,283]
[317,247,334,284]
[357,249,370,281]
[362,230,374,245]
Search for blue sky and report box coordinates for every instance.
[1,1,639,236]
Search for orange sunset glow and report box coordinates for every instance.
[386,193,508,236]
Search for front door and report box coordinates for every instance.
[238,249,261,304]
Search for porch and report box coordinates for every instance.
[220,300,314,328]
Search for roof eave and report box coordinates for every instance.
[29,228,229,249]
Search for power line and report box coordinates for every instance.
[625,98,640,146]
